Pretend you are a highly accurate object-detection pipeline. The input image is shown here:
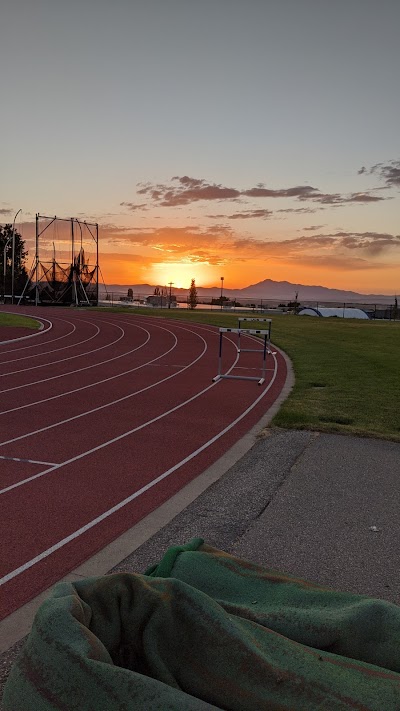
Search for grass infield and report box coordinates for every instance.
[0,312,40,329]
[99,307,400,442]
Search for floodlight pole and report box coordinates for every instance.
[220,276,224,310]
[96,222,99,306]
[35,214,39,305]
[2,235,12,302]
[11,208,22,304]
[168,281,173,309]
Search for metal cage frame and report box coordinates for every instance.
[19,214,99,306]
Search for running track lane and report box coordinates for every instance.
[0,308,287,619]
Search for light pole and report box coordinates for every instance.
[220,276,224,310]
[2,235,13,303]
[11,209,22,305]
[168,281,174,309]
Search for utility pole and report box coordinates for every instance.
[168,281,174,309]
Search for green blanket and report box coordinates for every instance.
[4,539,400,710]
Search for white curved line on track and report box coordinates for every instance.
[0,325,173,416]
[0,455,56,466]
[0,320,101,366]
[0,315,53,346]
[0,318,211,416]
[0,317,73,355]
[0,323,213,456]
[0,324,183,447]
[0,320,230,441]
[0,319,150,394]
[0,354,277,587]
[0,319,126,378]
[0,328,239,491]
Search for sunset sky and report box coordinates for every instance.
[1,0,399,294]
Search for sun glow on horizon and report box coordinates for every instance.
[147,261,219,290]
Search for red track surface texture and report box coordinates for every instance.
[0,308,287,620]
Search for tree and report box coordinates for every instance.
[0,224,29,300]
[188,278,198,309]
[393,296,398,321]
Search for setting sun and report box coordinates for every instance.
[148,261,217,289]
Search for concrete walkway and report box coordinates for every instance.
[110,429,400,604]
[1,428,400,703]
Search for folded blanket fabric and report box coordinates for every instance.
[4,538,400,710]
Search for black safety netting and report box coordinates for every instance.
[27,249,98,305]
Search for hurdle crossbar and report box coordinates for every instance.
[213,327,275,385]
[237,318,272,353]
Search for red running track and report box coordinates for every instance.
[0,307,287,620]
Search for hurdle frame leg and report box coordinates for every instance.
[212,331,223,382]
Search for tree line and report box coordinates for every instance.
[0,224,29,298]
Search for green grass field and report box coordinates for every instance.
[98,307,400,442]
[0,313,40,329]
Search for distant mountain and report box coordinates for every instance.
[101,280,393,304]
[237,279,392,303]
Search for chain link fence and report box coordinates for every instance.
[98,290,399,320]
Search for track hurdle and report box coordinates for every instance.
[213,327,275,385]
[237,318,272,353]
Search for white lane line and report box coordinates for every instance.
[0,316,72,354]
[0,318,213,416]
[0,315,53,346]
[0,355,277,587]
[0,319,140,395]
[0,455,57,466]
[0,320,100,366]
[0,327,202,454]
[0,327,158,415]
[0,329,237,493]
[0,319,125,377]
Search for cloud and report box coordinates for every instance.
[277,254,392,271]
[302,225,326,231]
[97,221,400,275]
[277,207,319,214]
[305,192,386,205]
[224,231,400,263]
[359,160,400,188]
[136,178,320,207]
[241,185,319,199]
[101,224,233,259]
[207,209,273,220]
[129,176,388,210]
[120,202,148,212]
[328,231,400,256]
[137,177,241,206]
[288,230,400,257]
[0,208,12,216]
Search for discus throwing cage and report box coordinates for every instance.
[18,214,99,306]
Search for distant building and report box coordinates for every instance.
[146,294,177,307]
[298,307,369,319]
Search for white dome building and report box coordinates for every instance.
[298,307,369,319]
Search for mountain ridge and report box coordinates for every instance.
[101,278,394,303]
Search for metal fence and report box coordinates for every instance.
[98,291,399,320]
